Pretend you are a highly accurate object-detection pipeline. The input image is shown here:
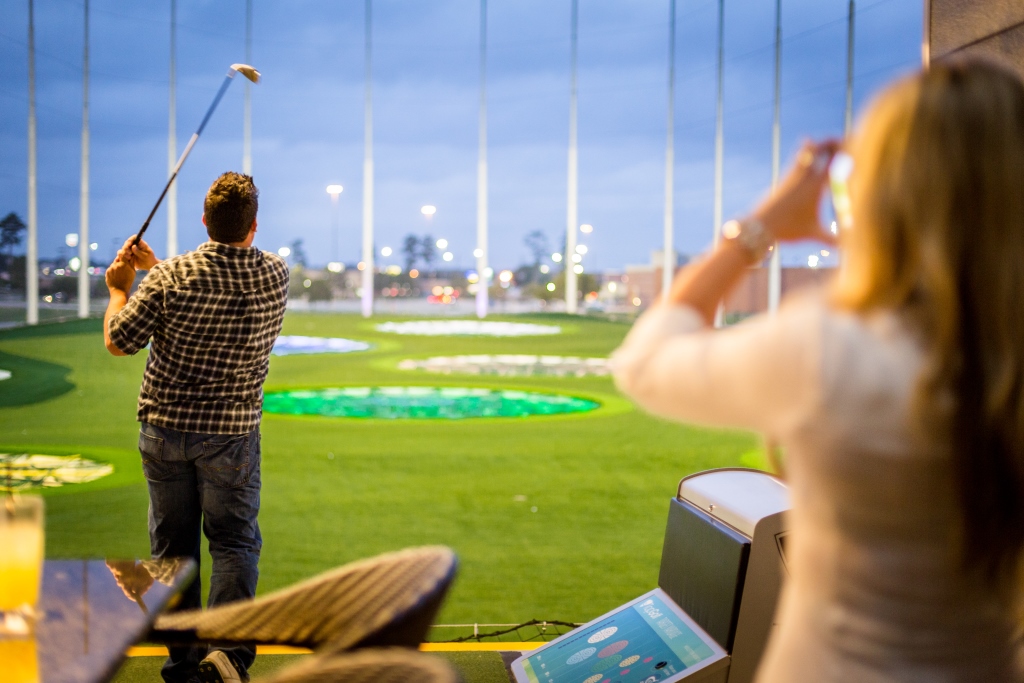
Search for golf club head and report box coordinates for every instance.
[230,63,261,83]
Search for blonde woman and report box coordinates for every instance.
[612,58,1024,682]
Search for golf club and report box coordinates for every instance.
[129,63,261,252]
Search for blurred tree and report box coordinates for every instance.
[419,235,436,272]
[289,239,308,268]
[524,230,549,267]
[1,212,26,260]
[308,279,332,302]
[402,234,419,273]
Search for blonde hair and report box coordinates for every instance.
[833,59,1024,579]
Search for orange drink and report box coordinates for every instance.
[0,637,39,682]
[0,495,44,636]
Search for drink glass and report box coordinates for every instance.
[0,637,39,682]
[0,495,45,637]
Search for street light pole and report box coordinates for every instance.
[662,0,676,301]
[243,0,252,175]
[845,0,855,137]
[361,0,374,318]
[79,0,90,319]
[565,0,579,314]
[27,0,38,326]
[327,185,343,261]
[712,0,725,327]
[768,0,782,313]
[476,0,489,319]
[168,0,178,258]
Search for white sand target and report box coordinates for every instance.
[398,355,609,377]
[0,454,113,492]
[272,336,371,356]
[376,320,560,337]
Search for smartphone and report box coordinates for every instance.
[829,152,854,233]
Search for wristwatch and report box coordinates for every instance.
[721,217,773,264]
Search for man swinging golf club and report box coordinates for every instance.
[104,172,288,683]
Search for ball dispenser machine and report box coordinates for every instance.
[511,468,789,683]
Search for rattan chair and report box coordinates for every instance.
[260,648,460,683]
[151,546,457,654]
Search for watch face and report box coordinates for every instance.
[721,220,742,240]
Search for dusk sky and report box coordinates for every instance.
[0,0,922,272]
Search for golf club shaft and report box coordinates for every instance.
[130,69,239,250]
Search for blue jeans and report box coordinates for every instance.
[139,421,262,683]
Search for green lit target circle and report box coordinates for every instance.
[263,387,599,420]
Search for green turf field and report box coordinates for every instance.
[0,312,763,628]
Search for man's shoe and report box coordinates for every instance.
[196,650,247,683]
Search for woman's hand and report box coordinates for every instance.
[754,139,841,245]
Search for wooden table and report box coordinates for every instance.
[22,558,195,683]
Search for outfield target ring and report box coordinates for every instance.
[263,386,599,420]
[0,454,113,492]
[272,336,371,356]
[398,355,608,377]
[376,321,560,337]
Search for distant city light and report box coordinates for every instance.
[546,282,556,292]
[65,233,79,248]
[327,262,345,273]
[473,248,483,258]
[421,205,437,216]
[571,253,582,263]
[484,267,493,278]
[69,257,82,271]
[820,249,830,257]
[575,244,588,255]
[278,246,291,258]
[539,265,550,274]
[303,279,312,288]
[498,270,514,283]
[830,221,838,234]
[436,238,448,249]
[326,184,344,196]
[551,253,562,263]
[580,224,593,234]
[467,272,480,284]
[442,251,454,262]
[89,242,98,251]
[381,246,392,257]
[573,264,584,275]
[808,254,820,268]
[386,265,402,275]
[432,286,444,296]
[409,269,419,278]
[357,261,366,271]
[632,297,642,307]
[608,281,617,293]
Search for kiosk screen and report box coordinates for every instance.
[512,589,727,683]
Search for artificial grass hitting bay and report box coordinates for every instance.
[111,652,510,683]
[0,312,760,628]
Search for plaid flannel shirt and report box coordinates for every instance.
[108,241,289,434]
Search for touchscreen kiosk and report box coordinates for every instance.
[511,589,728,683]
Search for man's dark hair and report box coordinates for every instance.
[204,172,259,243]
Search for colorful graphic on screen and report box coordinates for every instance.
[516,591,720,683]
